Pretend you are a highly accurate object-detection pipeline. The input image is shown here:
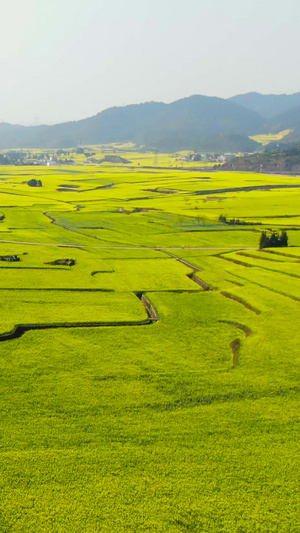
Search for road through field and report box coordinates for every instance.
[0,238,257,250]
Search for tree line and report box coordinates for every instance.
[219,215,260,226]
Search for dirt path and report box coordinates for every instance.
[136,293,159,321]
[0,293,158,343]
[0,239,258,250]
[162,251,203,271]
[219,320,252,337]
[220,291,261,315]
[215,254,253,267]
[187,273,213,291]
[161,250,214,290]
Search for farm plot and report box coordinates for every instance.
[0,290,148,337]
[92,258,198,291]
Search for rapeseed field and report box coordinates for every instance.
[0,161,299,532]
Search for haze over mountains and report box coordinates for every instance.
[1,92,300,152]
[229,92,300,119]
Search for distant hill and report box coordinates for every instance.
[138,96,264,151]
[268,104,300,133]
[229,92,300,119]
[192,133,259,153]
[229,92,300,149]
[264,129,300,152]
[222,145,300,174]
[3,92,300,152]
[0,95,264,152]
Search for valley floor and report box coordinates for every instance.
[0,164,299,532]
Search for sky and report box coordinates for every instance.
[1,0,300,125]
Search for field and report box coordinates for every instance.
[0,161,299,532]
[249,129,293,145]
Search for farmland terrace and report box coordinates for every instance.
[0,162,299,532]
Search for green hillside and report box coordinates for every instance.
[222,144,300,173]
[3,92,300,152]
[0,96,265,151]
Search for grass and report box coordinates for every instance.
[0,161,299,531]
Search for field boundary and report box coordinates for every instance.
[220,291,261,315]
[0,293,158,342]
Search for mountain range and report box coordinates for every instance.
[1,91,300,152]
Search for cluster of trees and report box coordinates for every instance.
[27,179,42,187]
[259,231,288,249]
[219,215,259,226]
[46,259,76,267]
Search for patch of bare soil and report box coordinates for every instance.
[230,338,241,367]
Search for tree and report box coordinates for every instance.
[280,230,288,247]
[259,230,288,249]
[259,231,268,249]
[269,232,279,247]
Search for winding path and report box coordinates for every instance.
[0,293,158,343]
[162,250,214,290]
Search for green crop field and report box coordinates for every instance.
[0,160,299,532]
[249,129,293,145]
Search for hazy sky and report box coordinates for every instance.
[1,0,300,125]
